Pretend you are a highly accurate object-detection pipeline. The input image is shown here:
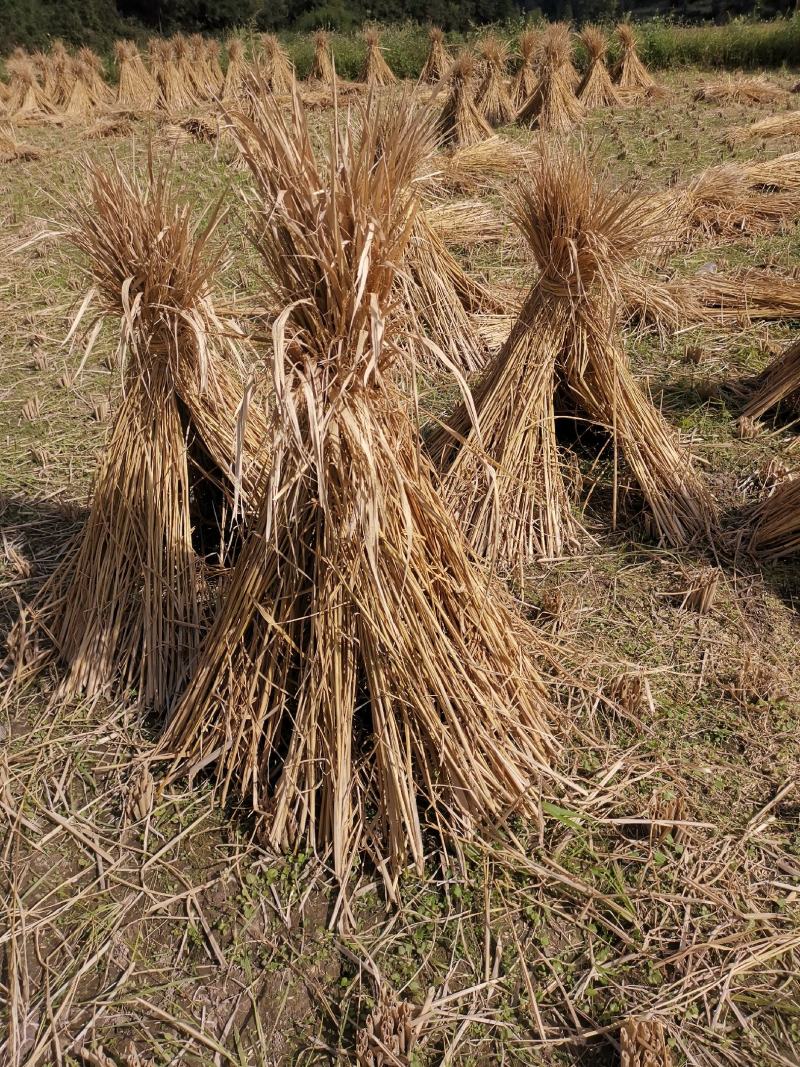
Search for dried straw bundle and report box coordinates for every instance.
[114,41,158,111]
[740,150,800,189]
[742,335,800,421]
[222,40,248,103]
[359,27,396,87]
[0,122,41,162]
[30,51,55,104]
[694,75,787,104]
[49,40,73,108]
[173,35,202,106]
[475,37,515,126]
[436,135,535,195]
[613,23,656,94]
[78,47,113,106]
[428,147,716,560]
[186,34,213,101]
[160,91,564,881]
[511,28,540,109]
[694,268,800,323]
[63,60,96,119]
[437,52,493,147]
[205,40,225,95]
[747,477,800,559]
[676,161,800,243]
[420,26,450,83]
[8,163,264,711]
[517,23,582,132]
[152,38,196,113]
[6,59,56,121]
[731,110,800,143]
[578,25,621,109]
[309,30,334,83]
[261,34,294,92]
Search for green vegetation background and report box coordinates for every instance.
[2,0,800,61]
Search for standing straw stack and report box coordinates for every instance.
[261,34,294,92]
[517,23,582,132]
[205,40,225,95]
[437,52,493,147]
[63,59,96,119]
[428,146,716,560]
[578,25,620,109]
[7,163,265,712]
[420,27,450,83]
[50,41,72,109]
[6,59,56,121]
[512,29,540,109]
[160,90,566,882]
[78,47,113,106]
[475,36,515,127]
[114,41,158,111]
[222,40,248,103]
[309,30,335,83]
[613,23,657,94]
[359,27,396,87]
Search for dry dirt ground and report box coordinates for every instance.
[1,69,799,1066]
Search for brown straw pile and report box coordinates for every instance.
[613,23,657,94]
[511,28,540,109]
[437,52,493,147]
[475,36,515,126]
[309,29,335,83]
[159,90,566,883]
[694,74,787,104]
[261,34,294,92]
[0,122,41,162]
[420,26,450,83]
[428,146,716,561]
[578,25,621,109]
[359,27,396,87]
[8,162,264,712]
[517,23,583,132]
[731,110,800,143]
[114,40,158,111]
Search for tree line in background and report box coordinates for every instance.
[0,0,796,52]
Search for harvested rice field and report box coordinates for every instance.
[1,34,800,1067]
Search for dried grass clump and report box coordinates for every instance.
[7,162,264,712]
[359,27,396,87]
[309,29,334,83]
[578,25,621,109]
[49,40,72,108]
[84,116,133,140]
[517,23,582,132]
[613,23,656,94]
[512,28,541,108]
[114,40,158,111]
[694,74,787,104]
[261,34,294,92]
[475,36,515,126]
[428,146,716,561]
[420,26,450,83]
[0,122,41,162]
[160,90,565,882]
[437,52,493,147]
[222,39,249,103]
[205,39,225,95]
[676,161,800,243]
